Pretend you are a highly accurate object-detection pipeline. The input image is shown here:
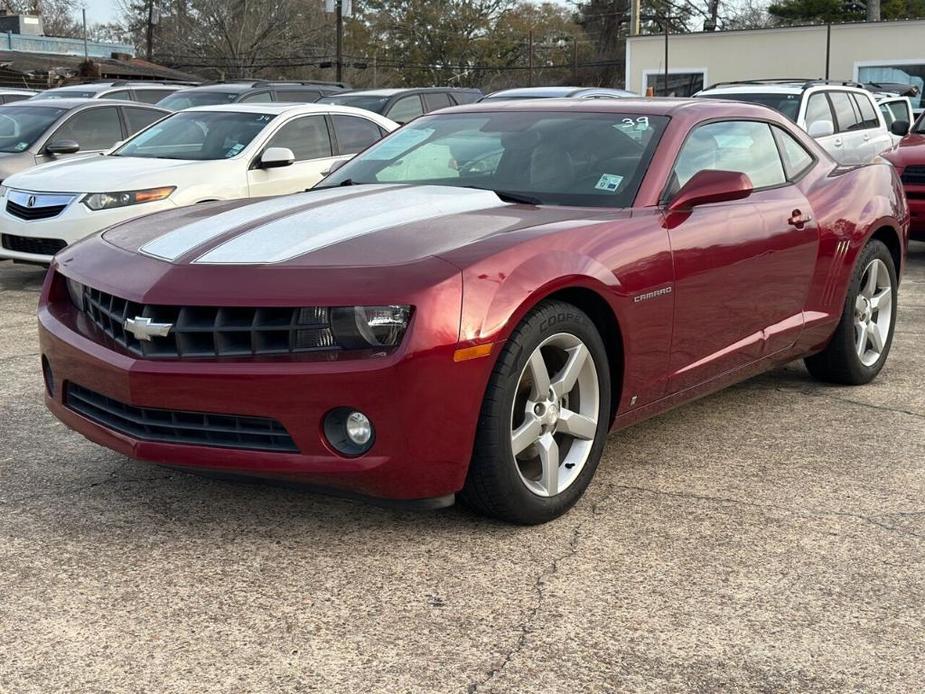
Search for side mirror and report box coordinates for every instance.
[807,120,835,138]
[321,159,346,176]
[889,119,910,137]
[667,169,753,213]
[45,139,80,155]
[259,147,295,169]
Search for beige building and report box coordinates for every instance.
[625,19,925,109]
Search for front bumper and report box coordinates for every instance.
[38,281,493,503]
[0,197,176,263]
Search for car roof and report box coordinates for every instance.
[436,96,794,120]
[183,102,391,118]
[486,86,633,98]
[8,97,166,110]
[333,87,475,97]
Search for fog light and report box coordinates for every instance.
[345,411,372,445]
[324,407,375,457]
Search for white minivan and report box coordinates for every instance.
[695,79,896,165]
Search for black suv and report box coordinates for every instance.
[317,88,482,124]
[157,81,348,110]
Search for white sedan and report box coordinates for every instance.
[0,103,398,264]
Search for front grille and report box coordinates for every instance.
[6,199,67,220]
[79,285,338,359]
[901,165,925,186]
[1,233,66,256]
[65,383,299,453]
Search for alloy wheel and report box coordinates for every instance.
[853,258,892,367]
[510,333,600,497]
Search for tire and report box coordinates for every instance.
[460,300,612,525]
[805,239,897,385]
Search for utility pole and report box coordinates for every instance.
[145,0,154,61]
[527,30,534,87]
[572,35,579,81]
[663,20,669,96]
[867,0,880,21]
[335,0,343,84]
[630,0,641,36]
[81,8,88,62]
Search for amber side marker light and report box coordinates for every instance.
[453,343,494,362]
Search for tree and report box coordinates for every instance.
[5,0,83,37]
[768,0,925,23]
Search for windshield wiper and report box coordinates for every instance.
[463,186,541,205]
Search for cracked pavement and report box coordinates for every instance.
[2,243,924,693]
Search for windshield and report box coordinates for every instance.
[157,91,241,110]
[321,111,668,208]
[0,106,67,153]
[113,111,276,160]
[317,94,390,113]
[698,92,801,121]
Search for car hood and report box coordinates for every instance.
[884,133,925,167]
[101,184,625,268]
[3,155,223,193]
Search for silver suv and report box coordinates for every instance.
[34,81,189,105]
[696,79,895,165]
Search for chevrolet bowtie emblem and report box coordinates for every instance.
[123,316,173,341]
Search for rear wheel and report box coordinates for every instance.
[461,300,611,525]
[805,239,897,385]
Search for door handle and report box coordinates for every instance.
[833,137,843,146]
[863,133,871,140]
[788,209,813,228]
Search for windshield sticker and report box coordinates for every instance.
[226,143,245,158]
[594,173,624,192]
[365,128,434,160]
[14,141,27,151]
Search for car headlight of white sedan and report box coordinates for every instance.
[82,186,176,211]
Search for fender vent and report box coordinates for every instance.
[822,239,850,308]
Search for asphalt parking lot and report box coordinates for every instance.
[1,245,924,693]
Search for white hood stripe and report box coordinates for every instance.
[193,186,505,265]
[140,187,365,261]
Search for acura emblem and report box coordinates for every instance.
[27,195,36,207]
[123,316,173,341]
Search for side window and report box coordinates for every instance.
[386,95,424,124]
[1,94,29,104]
[332,115,384,155]
[804,93,835,131]
[672,120,786,192]
[772,126,814,180]
[422,92,453,112]
[265,115,332,161]
[853,94,880,129]
[829,91,861,132]
[133,89,174,104]
[241,91,272,103]
[450,91,480,105]
[886,100,912,125]
[123,107,164,135]
[52,107,123,150]
[106,90,133,101]
[275,89,321,103]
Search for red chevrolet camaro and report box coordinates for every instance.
[38,99,908,524]
[884,111,925,241]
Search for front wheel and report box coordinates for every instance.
[460,300,611,525]
[805,239,897,385]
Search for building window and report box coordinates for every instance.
[858,64,925,109]
[645,72,704,97]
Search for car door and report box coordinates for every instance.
[879,97,913,145]
[246,114,338,196]
[801,91,843,161]
[827,91,870,163]
[851,91,892,157]
[665,119,820,393]
[39,106,123,162]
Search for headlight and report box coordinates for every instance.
[82,186,175,211]
[65,277,85,311]
[331,305,411,349]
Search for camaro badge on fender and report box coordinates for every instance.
[123,316,173,341]
[634,286,673,303]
